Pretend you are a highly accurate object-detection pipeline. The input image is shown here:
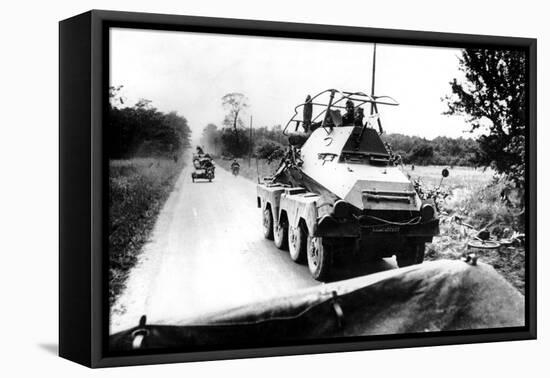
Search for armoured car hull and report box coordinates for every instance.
[257,90,439,280]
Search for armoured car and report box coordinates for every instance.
[257,89,439,280]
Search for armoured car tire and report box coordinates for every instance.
[307,235,333,281]
[396,243,425,267]
[273,218,288,250]
[288,225,307,263]
[262,207,274,240]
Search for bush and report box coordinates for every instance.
[109,89,191,159]
[383,133,480,166]
[427,177,525,294]
[256,141,285,162]
[220,128,251,157]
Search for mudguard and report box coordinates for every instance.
[110,260,524,351]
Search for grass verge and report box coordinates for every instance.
[109,157,184,306]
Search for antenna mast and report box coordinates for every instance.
[370,43,377,115]
[370,43,384,134]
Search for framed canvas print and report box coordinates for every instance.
[59,10,536,368]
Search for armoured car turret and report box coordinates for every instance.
[257,89,440,280]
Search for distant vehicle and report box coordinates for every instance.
[192,155,215,183]
[257,89,440,280]
[231,160,240,176]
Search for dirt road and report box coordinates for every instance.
[110,163,395,334]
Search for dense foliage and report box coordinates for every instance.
[256,141,286,162]
[445,49,527,187]
[220,128,252,157]
[382,133,480,166]
[108,86,192,159]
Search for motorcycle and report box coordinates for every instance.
[232,165,240,176]
[191,166,215,182]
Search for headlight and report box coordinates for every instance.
[420,202,435,221]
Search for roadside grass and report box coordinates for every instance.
[218,159,525,294]
[109,157,184,306]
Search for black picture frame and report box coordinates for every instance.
[59,9,537,368]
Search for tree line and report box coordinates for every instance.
[200,122,288,160]
[108,86,192,159]
[382,134,480,166]
[200,121,482,167]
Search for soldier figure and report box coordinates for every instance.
[342,100,355,125]
[354,107,365,126]
[302,95,313,132]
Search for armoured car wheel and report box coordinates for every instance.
[307,235,333,281]
[396,243,425,267]
[288,225,306,263]
[274,217,288,250]
[262,207,274,240]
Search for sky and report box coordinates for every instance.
[110,28,480,144]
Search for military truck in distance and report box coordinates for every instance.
[191,152,215,182]
[257,89,440,280]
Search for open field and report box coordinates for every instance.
[401,164,495,191]
[217,158,525,294]
[109,157,184,306]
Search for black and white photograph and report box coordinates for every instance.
[3,0,549,375]
[106,26,529,353]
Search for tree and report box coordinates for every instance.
[220,128,251,157]
[221,93,249,147]
[408,143,434,165]
[108,86,192,158]
[256,141,285,162]
[163,111,192,152]
[445,49,526,187]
